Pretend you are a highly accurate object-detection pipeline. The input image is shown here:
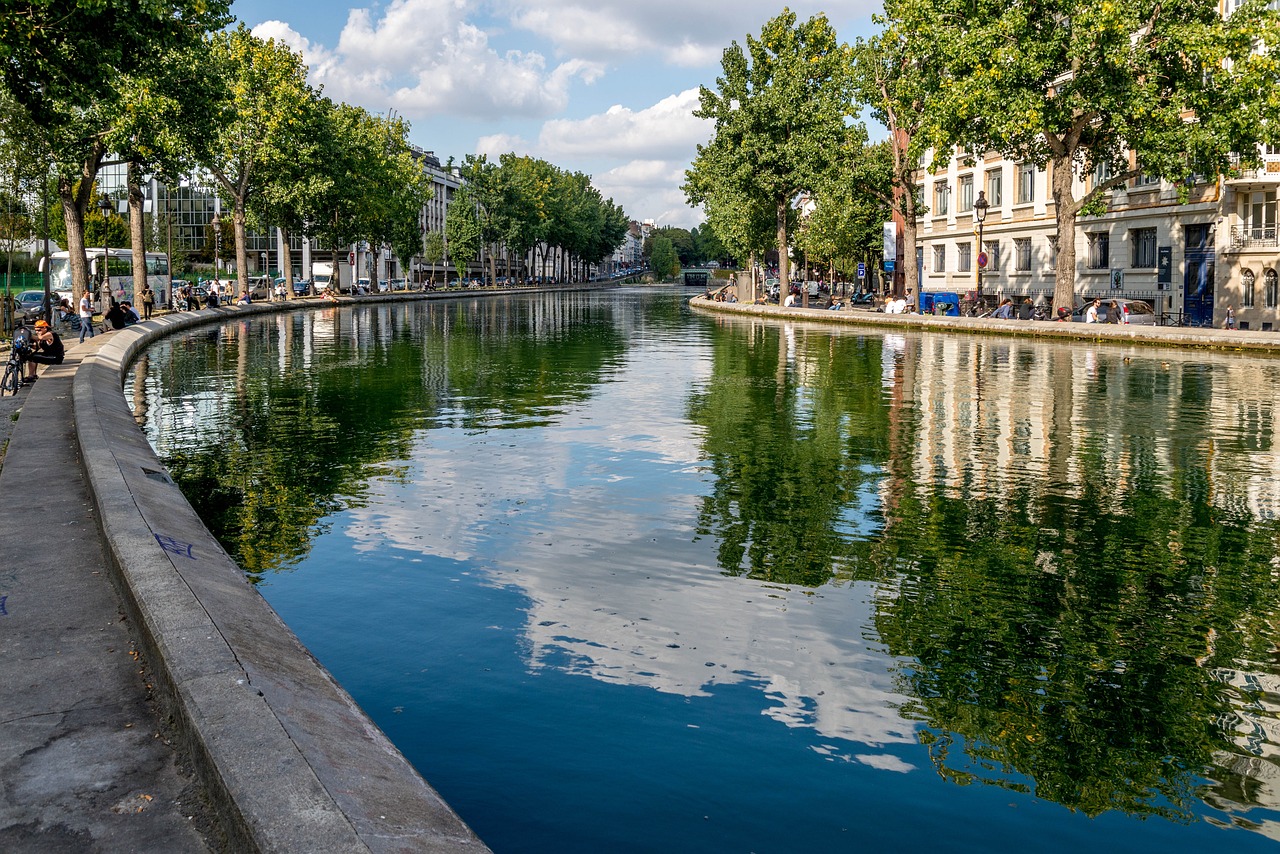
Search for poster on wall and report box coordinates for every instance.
[1157,246,1172,290]
[1111,268,1124,290]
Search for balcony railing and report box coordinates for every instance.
[1230,226,1279,250]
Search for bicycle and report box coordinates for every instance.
[1,326,31,395]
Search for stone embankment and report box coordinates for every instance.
[689,295,1280,353]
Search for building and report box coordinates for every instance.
[913,148,1241,325]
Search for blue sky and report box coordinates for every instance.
[231,0,884,228]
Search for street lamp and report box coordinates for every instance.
[973,189,989,302]
[98,196,113,312]
[210,211,222,296]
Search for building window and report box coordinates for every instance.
[1091,161,1113,191]
[984,240,1000,272]
[1130,228,1157,268]
[959,175,974,212]
[986,170,1002,208]
[958,242,972,272]
[934,181,949,216]
[1087,233,1110,269]
[933,244,947,273]
[1018,163,1035,204]
[1268,269,1279,309]
[1243,268,1256,308]
[1135,173,1160,188]
[1014,238,1032,272]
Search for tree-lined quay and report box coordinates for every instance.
[0,6,629,312]
[685,4,1280,317]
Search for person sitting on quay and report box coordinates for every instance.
[993,298,1015,319]
[24,319,64,384]
[104,299,128,330]
[121,301,141,324]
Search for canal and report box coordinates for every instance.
[128,288,1280,851]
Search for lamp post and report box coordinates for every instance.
[98,196,113,312]
[210,211,222,295]
[973,189,989,303]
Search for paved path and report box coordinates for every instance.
[0,333,215,851]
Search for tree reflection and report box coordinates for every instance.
[690,321,1280,823]
[144,296,626,575]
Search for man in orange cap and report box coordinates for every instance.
[24,319,64,384]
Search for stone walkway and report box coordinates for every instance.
[0,333,216,851]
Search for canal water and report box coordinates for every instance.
[128,288,1280,851]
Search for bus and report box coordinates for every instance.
[42,249,171,307]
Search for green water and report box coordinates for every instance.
[128,289,1280,851]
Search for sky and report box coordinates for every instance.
[230,0,885,229]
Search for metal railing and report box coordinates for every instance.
[1230,226,1279,250]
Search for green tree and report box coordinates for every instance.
[849,16,946,299]
[422,229,444,286]
[686,10,854,301]
[0,0,230,300]
[445,187,482,282]
[205,25,315,295]
[913,0,1280,311]
[649,235,679,279]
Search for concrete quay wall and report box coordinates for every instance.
[690,295,1280,355]
[74,293,502,852]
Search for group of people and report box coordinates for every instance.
[1083,298,1129,324]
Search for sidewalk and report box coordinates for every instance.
[0,333,215,851]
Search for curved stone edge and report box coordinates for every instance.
[689,295,1280,353]
[73,297,491,853]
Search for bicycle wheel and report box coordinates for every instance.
[1,359,21,395]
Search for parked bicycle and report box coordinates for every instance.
[2,324,32,395]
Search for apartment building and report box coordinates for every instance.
[914,145,1280,328]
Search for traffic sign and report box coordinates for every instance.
[884,260,895,272]
[857,262,866,279]
[977,251,989,269]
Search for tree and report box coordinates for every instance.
[0,0,230,300]
[205,25,315,295]
[686,10,854,302]
[422,230,444,286]
[913,0,1280,311]
[649,235,679,279]
[445,187,482,283]
[850,14,947,299]
[796,141,893,287]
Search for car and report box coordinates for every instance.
[14,289,49,322]
[1071,298,1157,325]
[246,276,272,300]
[292,279,312,297]
[376,279,389,293]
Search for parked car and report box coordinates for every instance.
[14,289,49,322]
[246,276,272,300]
[292,279,312,297]
[1071,298,1157,325]
[387,278,406,291]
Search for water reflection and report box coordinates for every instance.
[129,292,1280,846]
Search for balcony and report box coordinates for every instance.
[1224,160,1280,185]
[1229,226,1279,251]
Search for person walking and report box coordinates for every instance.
[1085,299,1101,323]
[140,285,155,320]
[77,291,95,343]
[1225,305,1236,330]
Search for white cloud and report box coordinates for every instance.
[502,0,884,65]
[252,2,603,121]
[475,90,710,227]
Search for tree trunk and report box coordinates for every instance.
[128,162,146,304]
[57,147,104,305]
[234,203,249,297]
[280,227,294,297]
[1050,155,1079,313]
[776,200,790,302]
[900,178,919,302]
